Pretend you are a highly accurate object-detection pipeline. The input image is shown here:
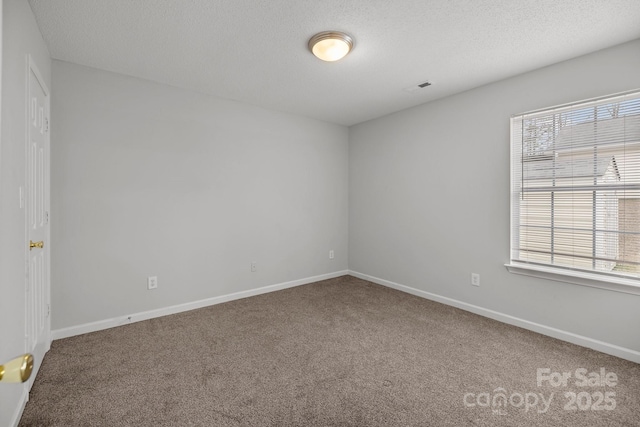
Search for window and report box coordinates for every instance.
[509,90,640,291]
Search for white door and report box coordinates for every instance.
[25,56,50,389]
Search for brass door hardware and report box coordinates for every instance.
[29,240,44,250]
[0,354,34,383]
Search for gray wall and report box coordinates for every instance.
[51,61,349,330]
[349,39,640,352]
[0,0,51,425]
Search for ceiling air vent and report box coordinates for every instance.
[403,81,432,93]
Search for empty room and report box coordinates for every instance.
[2,0,640,426]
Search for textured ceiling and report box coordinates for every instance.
[28,0,640,126]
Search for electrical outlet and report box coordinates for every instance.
[329,250,334,260]
[147,276,158,290]
[471,273,480,287]
[251,262,257,272]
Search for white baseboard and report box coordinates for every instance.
[349,270,640,364]
[52,270,349,340]
[10,388,28,427]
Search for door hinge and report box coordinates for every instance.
[47,304,50,317]
[45,117,49,133]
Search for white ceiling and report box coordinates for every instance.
[28,0,640,126]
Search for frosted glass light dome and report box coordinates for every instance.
[309,32,354,62]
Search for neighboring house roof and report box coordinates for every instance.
[523,156,620,181]
[554,114,640,151]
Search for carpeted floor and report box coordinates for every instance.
[19,275,640,426]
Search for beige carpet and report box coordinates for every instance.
[19,275,640,426]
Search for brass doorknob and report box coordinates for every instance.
[0,354,34,383]
[29,240,44,250]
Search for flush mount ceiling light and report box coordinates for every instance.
[308,31,354,62]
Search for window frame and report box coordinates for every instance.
[506,89,640,296]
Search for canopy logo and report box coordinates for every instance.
[463,389,553,415]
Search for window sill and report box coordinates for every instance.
[504,263,640,296]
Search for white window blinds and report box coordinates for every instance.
[511,90,640,281]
